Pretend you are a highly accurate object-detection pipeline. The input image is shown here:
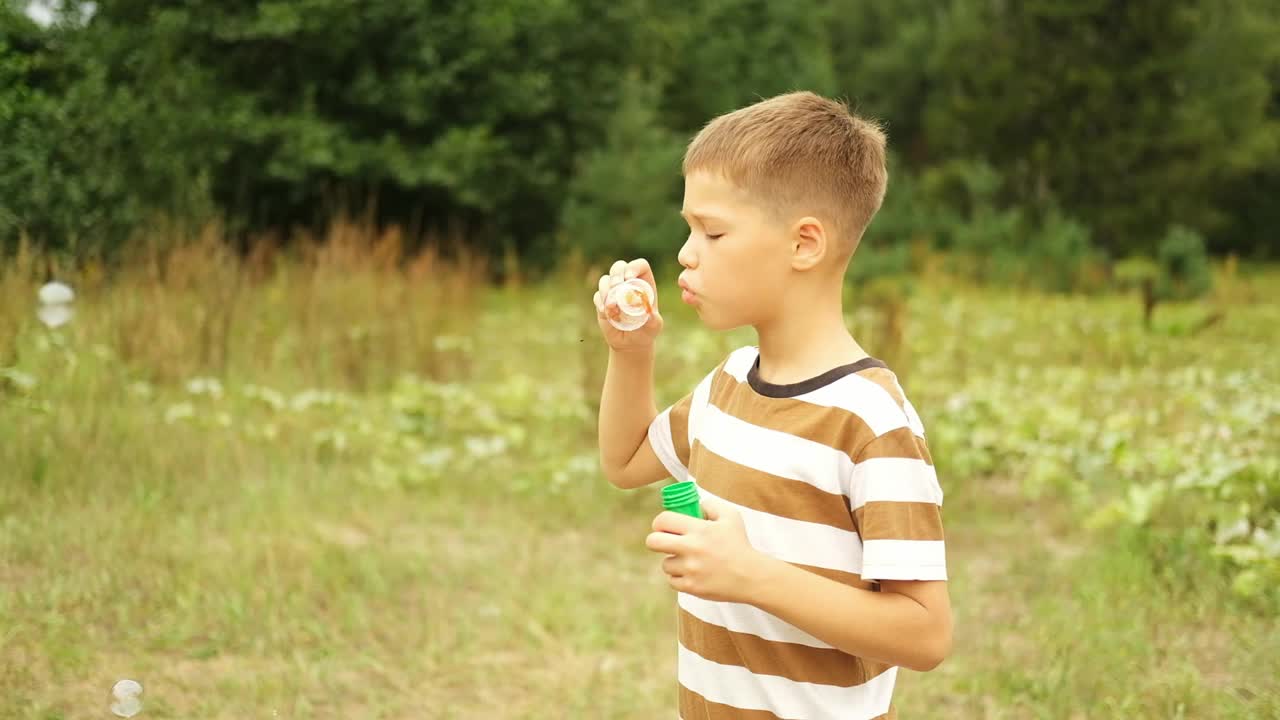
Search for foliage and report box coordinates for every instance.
[3,236,1275,611]
[558,71,686,265]
[925,0,1280,256]
[1155,225,1214,302]
[657,0,838,131]
[1115,225,1214,328]
[4,0,672,258]
[2,0,1278,267]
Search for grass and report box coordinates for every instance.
[1,229,1277,718]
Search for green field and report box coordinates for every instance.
[2,244,1277,718]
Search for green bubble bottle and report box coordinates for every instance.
[661,481,703,519]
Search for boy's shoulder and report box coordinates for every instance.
[711,343,931,438]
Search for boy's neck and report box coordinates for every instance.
[753,281,868,385]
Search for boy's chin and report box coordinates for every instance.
[698,310,747,332]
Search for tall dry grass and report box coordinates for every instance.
[2,219,492,391]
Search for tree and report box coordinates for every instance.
[825,0,948,165]
[926,0,1280,256]
[13,0,672,258]
[658,0,838,133]
[1206,0,1280,258]
[559,71,686,268]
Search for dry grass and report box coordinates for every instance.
[2,218,490,391]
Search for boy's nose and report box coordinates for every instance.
[677,237,697,269]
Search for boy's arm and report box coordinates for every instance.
[746,559,952,672]
[593,258,671,490]
[598,347,669,489]
[648,504,952,671]
[751,426,951,670]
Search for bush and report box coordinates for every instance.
[864,156,946,249]
[1025,210,1103,293]
[558,71,687,266]
[1115,225,1214,328]
[1156,224,1213,301]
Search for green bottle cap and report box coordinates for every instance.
[661,481,703,519]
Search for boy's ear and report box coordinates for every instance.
[790,216,827,271]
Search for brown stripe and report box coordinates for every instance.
[679,608,893,687]
[672,357,734,467]
[709,372,879,459]
[856,368,934,470]
[791,561,875,590]
[854,501,945,542]
[856,426,933,466]
[859,367,907,411]
[918,437,934,465]
[680,685,784,720]
[670,391,693,467]
[691,445,855,531]
[857,367,934,467]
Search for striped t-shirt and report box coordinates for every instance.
[647,346,946,720]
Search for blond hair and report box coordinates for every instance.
[683,91,887,255]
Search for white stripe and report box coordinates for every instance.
[722,346,912,438]
[722,346,758,381]
[697,485,862,576]
[647,408,688,482]
[698,404,850,496]
[687,369,716,450]
[861,540,948,581]
[849,457,943,509]
[679,592,833,649]
[650,364,720,483]
[678,642,898,720]
[796,373,912,437]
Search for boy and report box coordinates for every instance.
[593,91,951,720]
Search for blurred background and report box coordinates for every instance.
[1,1,1277,718]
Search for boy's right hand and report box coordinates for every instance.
[594,258,663,353]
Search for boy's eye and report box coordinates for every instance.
[706,233,724,241]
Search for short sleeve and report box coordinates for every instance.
[849,427,947,582]
[646,362,722,482]
[647,391,694,481]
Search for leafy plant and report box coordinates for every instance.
[1115,225,1215,329]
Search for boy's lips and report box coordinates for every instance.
[678,278,700,306]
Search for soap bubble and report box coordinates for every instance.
[185,376,224,398]
[110,679,143,717]
[605,279,654,331]
[37,304,74,328]
[110,696,142,718]
[38,281,75,306]
[111,679,142,698]
[37,281,75,329]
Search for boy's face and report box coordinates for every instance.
[677,171,793,331]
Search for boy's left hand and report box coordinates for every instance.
[645,496,765,604]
